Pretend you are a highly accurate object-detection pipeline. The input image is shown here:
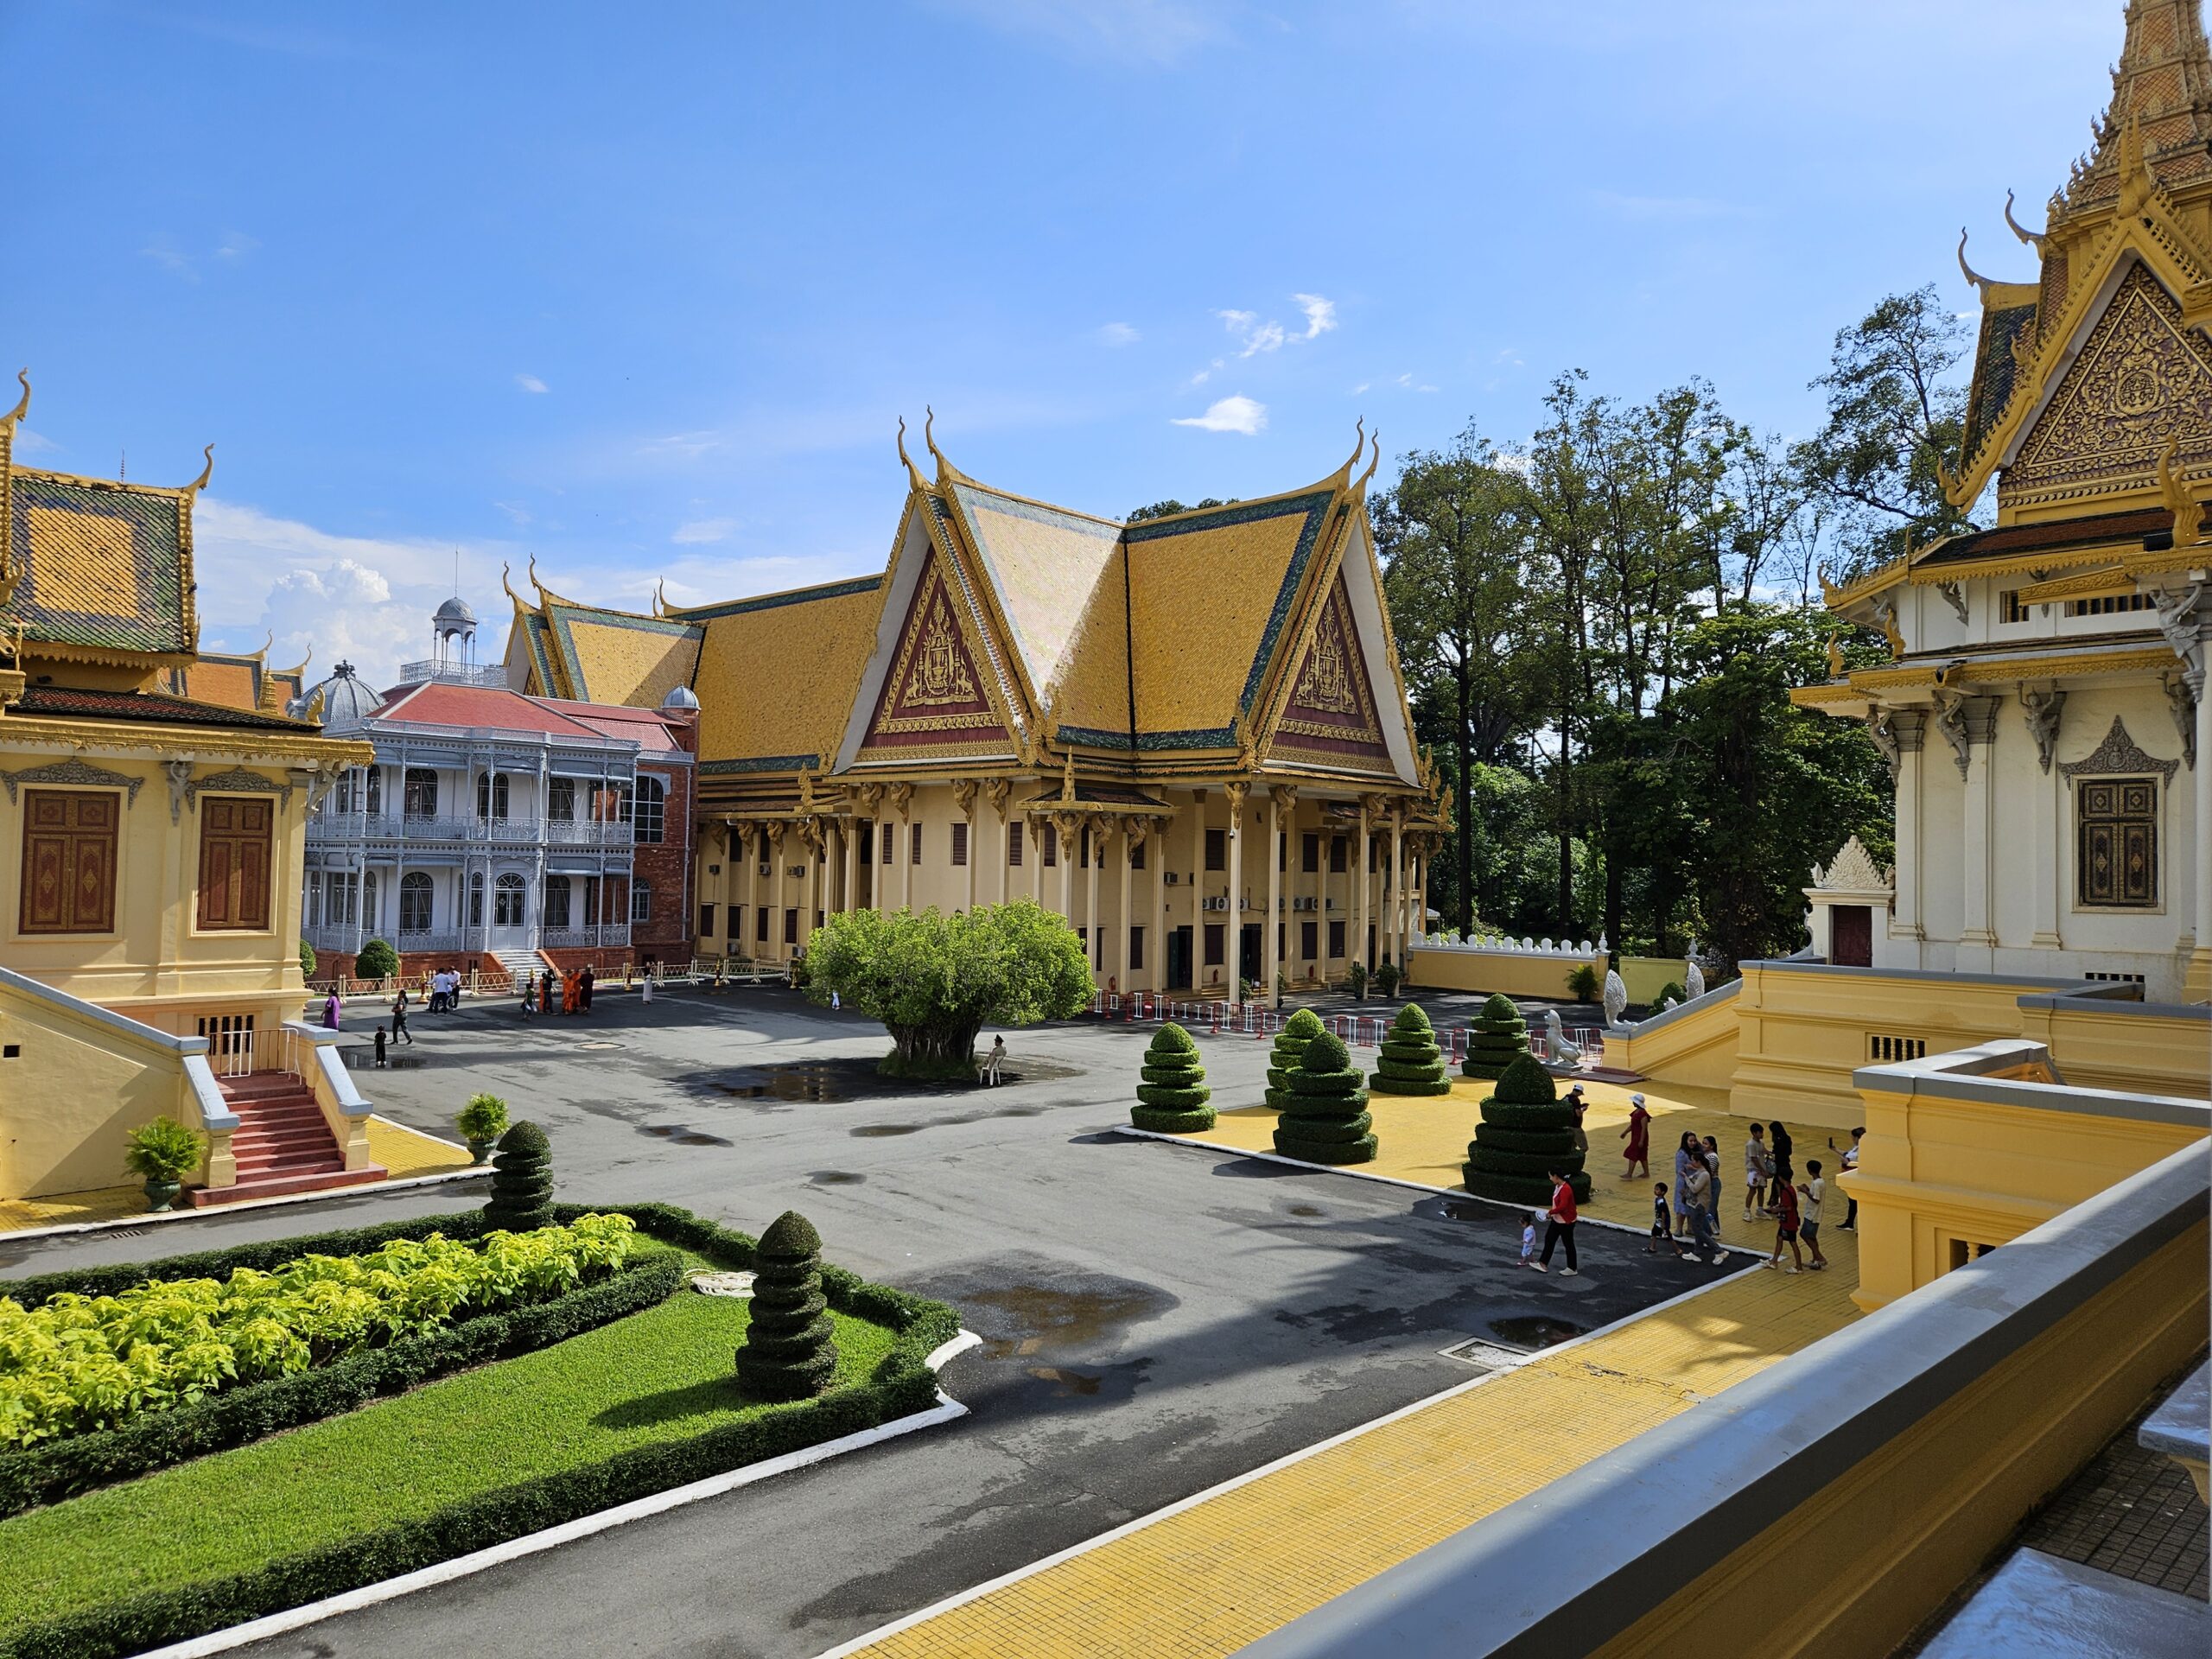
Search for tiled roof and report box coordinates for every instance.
[541,601,702,707]
[541,697,683,754]
[3,470,196,657]
[174,654,262,712]
[371,681,610,740]
[1961,302,2037,465]
[7,683,307,731]
[1913,507,2185,568]
[691,577,883,769]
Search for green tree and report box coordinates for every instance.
[804,899,1092,1077]
[1462,994,1530,1081]
[297,938,317,980]
[1463,1053,1589,1207]
[1127,497,1236,523]
[1265,1008,1325,1110]
[354,938,398,981]
[1793,285,1978,582]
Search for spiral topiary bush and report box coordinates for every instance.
[1273,1030,1376,1165]
[483,1121,553,1231]
[735,1210,840,1401]
[1370,1002,1451,1096]
[1460,993,1531,1081]
[1462,1053,1590,1207]
[1131,1021,1215,1133]
[1265,1007,1326,1112]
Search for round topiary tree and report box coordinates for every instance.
[483,1120,553,1230]
[1370,1002,1451,1096]
[1273,1030,1376,1165]
[1461,993,1530,1081]
[1131,1022,1215,1133]
[354,937,399,982]
[1462,1053,1590,1207]
[1265,1007,1326,1112]
[736,1210,839,1401]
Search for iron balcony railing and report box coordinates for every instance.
[396,660,509,687]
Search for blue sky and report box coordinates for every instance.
[3,0,2119,687]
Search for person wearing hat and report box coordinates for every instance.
[1618,1090,1651,1179]
[1563,1083,1590,1156]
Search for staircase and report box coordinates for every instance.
[492,948,549,988]
[184,1073,387,1206]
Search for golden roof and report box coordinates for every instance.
[689,574,885,773]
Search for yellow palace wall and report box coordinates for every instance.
[0,976,200,1198]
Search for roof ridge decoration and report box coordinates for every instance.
[1,370,26,432]
[2054,0,2212,225]
[2056,713,2182,782]
[2005,188,2048,254]
[185,445,213,494]
[924,406,969,487]
[1810,833,1892,893]
[896,416,928,494]
[0,372,23,607]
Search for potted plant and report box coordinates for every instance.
[1375,958,1402,999]
[457,1092,510,1164]
[1566,963,1601,1004]
[124,1118,204,1212]
[1346,960,1368,1001]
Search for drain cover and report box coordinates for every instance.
[1440,1338,1531,1370]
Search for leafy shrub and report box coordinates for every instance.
[1132,1022,1214,1133]
[1373,960,1402,998]
[456,1094,509,1142]
[0,1216,637,1450]
[484,1122,553,1231]
[1566,963,1601,1003]
[297,939,317,980]
[353,938,398,981]
[122,1121,201,1185]
[1345,960,1368,1000]
[1461,992,1530,1081]
[734,1211,838,1402]
[1462,1054,1590,1208]
[1652,980,1687,1010]
[1370,1003,1451,1096]
[1272,1030,1376,1166]
[1264,1008,1325,1112]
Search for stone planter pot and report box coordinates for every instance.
[143,1177,182,1213]
[467,1137,494,1166]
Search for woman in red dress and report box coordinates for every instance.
[1619,1091,1651,1179]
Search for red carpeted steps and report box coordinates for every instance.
[183,1072,387,1205]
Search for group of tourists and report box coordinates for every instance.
[519,964,597,1018]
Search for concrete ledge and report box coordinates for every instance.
[1854,1039,2211,1128]
[1239,1138,2211,1659]
[1618,976,1738,1039]
[0,965,211,1056]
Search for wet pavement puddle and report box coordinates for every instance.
[1486,1314,1588,1348]
[807,1171,867,1185]
[636,1124,734,1147]
[914,1262,1178,1413]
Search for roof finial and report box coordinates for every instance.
[2003,188,2045,252]
[924,404,951,481]
[527,554,543,596]
[257,630,273,661]
[653,577,669,618]
[1956,228,1994,296]
[2157,435,2204,546]
[2,369,27,429]
[186,443,214,493]
[896,416,927,491]
[501,561,527,608]
[1355,429,1382,494]
[1335,416,1365,480]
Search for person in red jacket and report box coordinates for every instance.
[1530,1170,1581,1276]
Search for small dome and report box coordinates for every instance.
[661,684,701,710]
[434,596,476,626]
[298,659,380,733]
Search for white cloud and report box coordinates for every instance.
[1293,294,1338,339]
[1395,372,1440,393]
[10,426,58,455]
[140,238,196,280]
[636,430,722,461]
[1217,308,1286,358]
[215,232,259,261]
[1097,321,1141,346]
[671,518,738,545]
[515,373,550,394]
[1351,382,1370,395]
[493,500,533,527]
[1172,394,1267,435]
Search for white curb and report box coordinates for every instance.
[135,1331,982,1659]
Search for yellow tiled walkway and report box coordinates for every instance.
[848,1075,1860,1658]
[0,1118,474,1236]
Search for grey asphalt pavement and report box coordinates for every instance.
[8,987,1731,1659]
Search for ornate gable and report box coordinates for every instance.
[2005,263,2212,512]
[1266,572,1392,768]
[856,550,1012,758]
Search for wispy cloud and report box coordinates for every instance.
[1172,394,1267,435]
[1097,321,1141,346]
[493,500,534,527]
[1395,372,1440,393]
[929,0,1225,67]
[515,372,550,394]
[1217,308,1287,358]
[1292,294,1338,339]
[636,430,723,461]
[10,426,58,455]
[671,518,738,545]
[140,232,258,282]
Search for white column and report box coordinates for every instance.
[1113,820,1132,993]
[1263,794,1283,1007]
[1225,784,1247,1003]
[1388,813,1406,967]
[768,825,787,961]
[842,820,858,916]
[1085,820,1103,987]
[2033,718,2065,951]
[1354,809,1370,973]
[2195,681,2211,981]
[1960,726,1995,969]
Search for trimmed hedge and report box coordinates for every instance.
[1132,1022,1215,1133]
[1459,992,1531,1081]
[1471,1122,1579,1156]
[0,1202,959,1659]
[485,1121,554,1231]
[735,1211,837,1401]
[1264,1009,1325,1111]
[0,1254,683,1517]
[1463,1053,1591,1205]
[1273,1031,1376,1166]
[1370,1003,1449,1096]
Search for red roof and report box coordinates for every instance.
[541,697,682,753]
[369,682,682,752]
[10,684,312,732]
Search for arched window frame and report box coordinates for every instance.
[493,871,526,926]
[631,878,652,924]
[632,775,666,845]
[399,871,434,931]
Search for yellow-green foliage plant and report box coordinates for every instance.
[1462,1054,1591,1208]
[1272,1030,1376,1166]
[1132,1022,1215,1133]
[1264,1008,1325,1112]
[1370,1002,1451,1096]
[0,1215,637,1449]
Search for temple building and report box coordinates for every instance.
[0,378,380,1204]
[501,424,1448,999]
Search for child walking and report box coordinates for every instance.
[1799,1160,1829,1271]
[1766,1175,1805,1274]
[1744,1123,1773,1222]
[1519,1212,1539,1269]
[1646,1184,1669,1254]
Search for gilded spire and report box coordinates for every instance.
[2,369,27,430]
[184,443,214,493]
[1956,228,1999,296]
[896,416,927,492]
[501,561,528,610]
[2055,0,2212,219]
[653,577,669,618]
[924,405,968,485]
[1355,430,1382,495]
[2003,188,2045,252]
[1328,417,1366,485]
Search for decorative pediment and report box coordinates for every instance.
[856,551,1012,757]
[1810,834,1892,894]
[2056,715,2180,783]
[182,765,295,810]
[0,756,143,805]
[2005,264,2212,512]
[1268,572,1391,766]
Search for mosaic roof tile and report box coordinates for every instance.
[3,470,195,657]
[690,576,883,768]
[542,602,702,707]
[7,683,307,732]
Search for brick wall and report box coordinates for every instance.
[627,715,698,972]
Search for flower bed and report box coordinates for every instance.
[0,1215,640,1451]
[0,1203,959,1659]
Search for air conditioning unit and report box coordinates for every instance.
[758,862,772,877]
[1201,896,1229,911]
[1163,871,1180,886]
[1292,896,1319,912]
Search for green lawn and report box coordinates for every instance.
[0,1287,897,1636]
